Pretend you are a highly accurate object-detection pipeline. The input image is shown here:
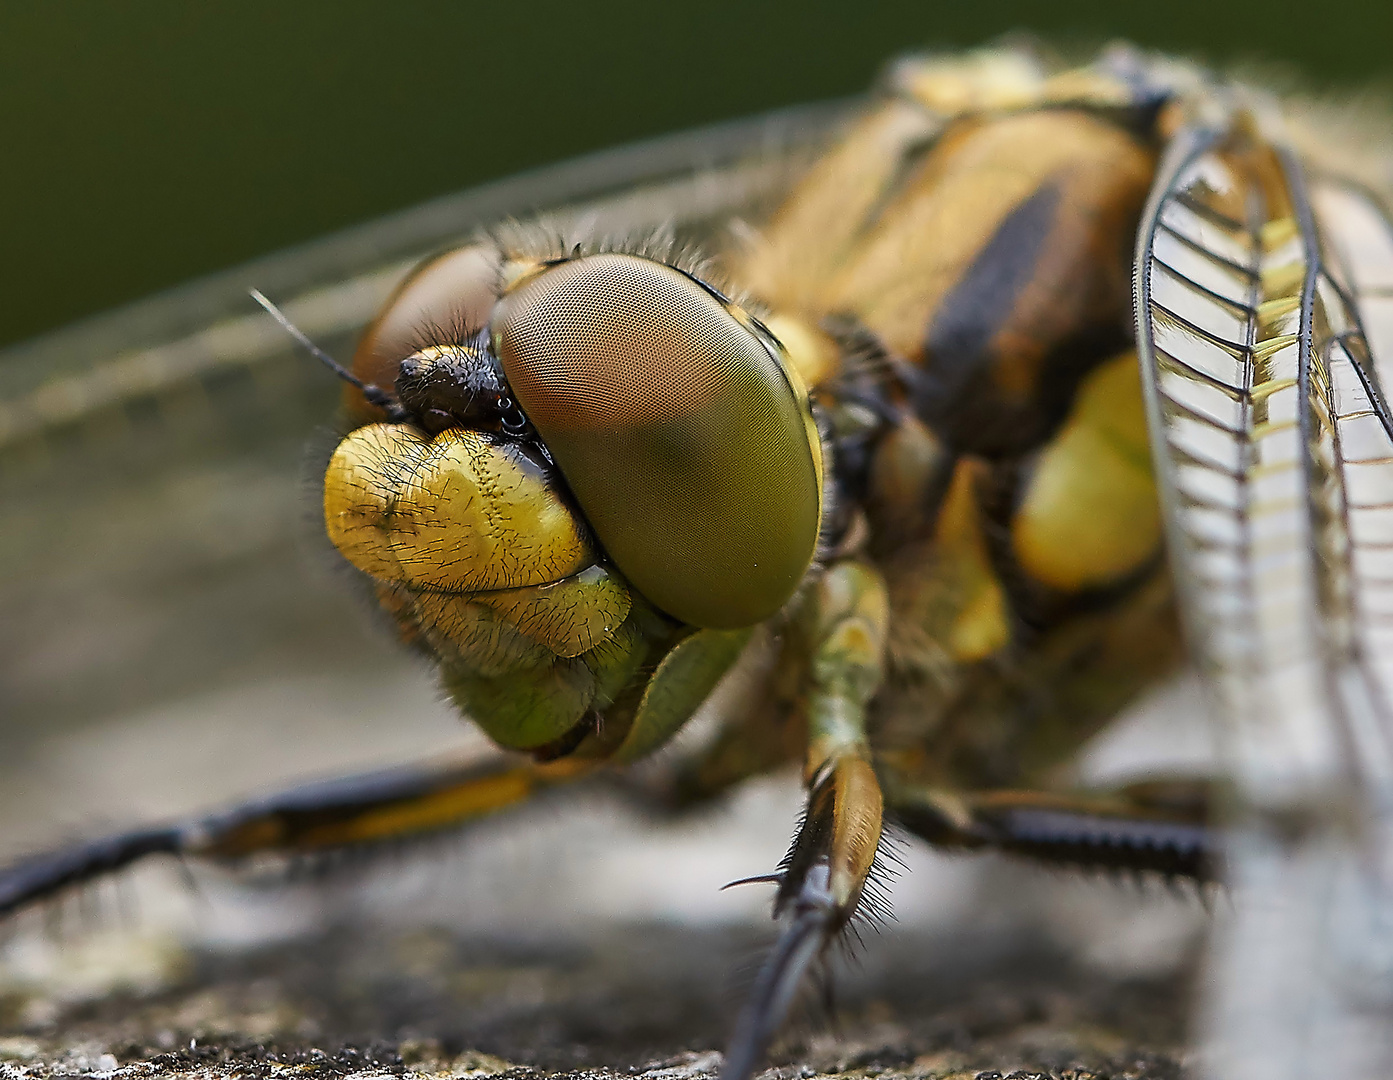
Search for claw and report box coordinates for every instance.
[720,858,837,1080]
[720,873,785,891]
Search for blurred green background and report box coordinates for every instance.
[2,0,1388,350]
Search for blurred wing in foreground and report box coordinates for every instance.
[1136,101,1393,1078]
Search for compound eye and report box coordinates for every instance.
[494,253,823,629]
[348,245,500,425]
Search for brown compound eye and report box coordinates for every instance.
[493,253,824,630]
[348,244,501,425]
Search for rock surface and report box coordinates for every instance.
[0,683,1212,1080]
[1,906,1198,1079]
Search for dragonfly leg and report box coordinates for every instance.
[881,775,1219,883]
[0,754,592,918]
[722,561,890,1080]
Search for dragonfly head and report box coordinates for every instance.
[333,246,825,631]
[288,245,825,753]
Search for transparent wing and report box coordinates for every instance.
[1136,106,1393,1078]
[0,103,844,851]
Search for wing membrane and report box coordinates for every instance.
[1138,114,1393,1078]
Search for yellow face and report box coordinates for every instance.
[323,247,824,750]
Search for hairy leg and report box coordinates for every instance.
[0,754,591,917]
[883,774,1218,882]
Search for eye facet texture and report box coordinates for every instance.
[496,254,822,629]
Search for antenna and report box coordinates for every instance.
[248,289,407,420]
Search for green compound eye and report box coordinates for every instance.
[494,253,824,630]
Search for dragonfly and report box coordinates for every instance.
[3,41,1393,1080]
